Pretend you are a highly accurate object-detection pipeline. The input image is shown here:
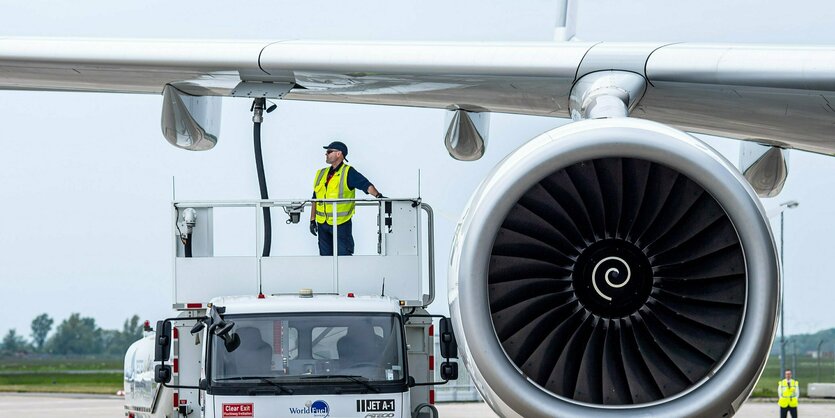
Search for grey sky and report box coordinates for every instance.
[0,0,832,342]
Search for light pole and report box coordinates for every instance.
[793,340,798,377]
[818,340,828,382]
[777,200,799,377]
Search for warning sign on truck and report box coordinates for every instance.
[223,403,254,417]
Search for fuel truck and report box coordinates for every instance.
[124,198,458,418]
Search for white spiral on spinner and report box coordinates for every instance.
[591,256,631,301]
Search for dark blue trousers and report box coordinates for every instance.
[318,220,354,256]
[780,406,798,418]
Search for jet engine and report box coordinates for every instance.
[449,118,778,418]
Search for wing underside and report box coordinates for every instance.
[1,38,834,154]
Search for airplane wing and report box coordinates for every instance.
[1,38,834,155]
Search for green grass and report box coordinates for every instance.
[0,356,122,394]
[0,355,121,372]
[0,372,122,394]
[752,355,835,397]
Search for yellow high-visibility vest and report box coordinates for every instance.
[313,164,355,226]
[778,378,799,408]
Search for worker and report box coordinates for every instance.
[778,369,799,418]
[309,141,383,255]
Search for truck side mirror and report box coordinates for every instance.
[154,364,172,383]
[440,361,458,381]
[214,320,240,352]
[222,332,241,352]
[439,317,458,359]
[154,321,172,362]
[190,321,206,335]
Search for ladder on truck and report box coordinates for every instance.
[170,197,435,309]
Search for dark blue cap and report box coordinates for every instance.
[323,141,348,160]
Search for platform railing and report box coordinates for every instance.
[171,198,434,308]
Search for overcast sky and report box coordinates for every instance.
[1,0,833,342]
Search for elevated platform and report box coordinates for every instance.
[170,198,434,309]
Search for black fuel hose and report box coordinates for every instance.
[254,120,272,257]
[184,233,193,258]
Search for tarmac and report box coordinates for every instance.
[1,393,835,417]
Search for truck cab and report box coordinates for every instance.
[205,294,409,417]
[124,198,454,418]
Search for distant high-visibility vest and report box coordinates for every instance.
[313,164,355,226]
[778,378,799,408]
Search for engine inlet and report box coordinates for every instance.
[489,157,745,405]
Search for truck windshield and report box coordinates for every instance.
[210,313,405,387]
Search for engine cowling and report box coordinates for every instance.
[449,118,778,418]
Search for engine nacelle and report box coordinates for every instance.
[450,118,778,417]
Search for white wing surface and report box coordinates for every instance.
[2,38,834,154]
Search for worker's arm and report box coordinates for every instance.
[795,381,800,399]
[346,168,382,197]
[778,382,784,398]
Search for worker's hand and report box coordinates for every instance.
[309,220,318,236]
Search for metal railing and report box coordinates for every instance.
[172,198,435,307]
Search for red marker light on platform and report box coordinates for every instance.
[347,292,355,298]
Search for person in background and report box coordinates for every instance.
[778,369,799,418]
